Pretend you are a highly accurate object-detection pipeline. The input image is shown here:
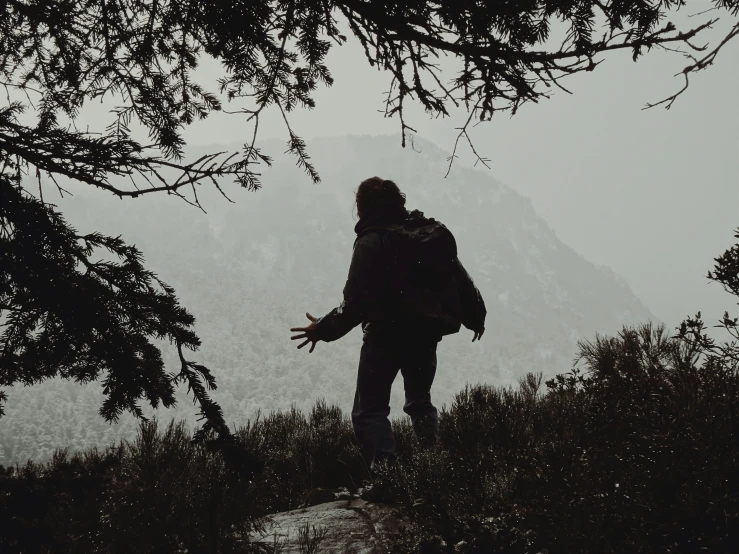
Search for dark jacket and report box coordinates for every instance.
[313,207,486,343]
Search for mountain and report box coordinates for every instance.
[0,134,655,464]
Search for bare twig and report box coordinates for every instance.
[645,21,739,110]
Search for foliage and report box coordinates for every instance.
[2,1,738,192]
[0,173,229,441]
[388,326,738,553]
[675,228,739,368]
[235,400,366,513]
[0,404,364,553]
[0,422,259,553]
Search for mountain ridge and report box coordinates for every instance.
[0,134,656,464]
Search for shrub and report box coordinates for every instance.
[0,404,366,553]
[389,323,739,553]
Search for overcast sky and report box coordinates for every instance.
[68,6,738,330]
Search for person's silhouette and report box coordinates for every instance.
[290,176,486,471]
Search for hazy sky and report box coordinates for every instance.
[65,7,739,329]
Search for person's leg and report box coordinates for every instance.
[352,334,400,470]
[400,337,440,449]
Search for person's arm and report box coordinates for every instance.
[313,232,386,343]
[452,257,487,337]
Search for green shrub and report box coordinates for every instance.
[0,403,366,553]
[389,323,739,554]
[236,399,366,513]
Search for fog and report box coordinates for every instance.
[70,11,738,329]
[3,7,738,464]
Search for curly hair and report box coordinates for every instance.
[354,176,406,219]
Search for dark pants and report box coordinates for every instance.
[351,331,440,470]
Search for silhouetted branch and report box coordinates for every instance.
[645,21,739,110]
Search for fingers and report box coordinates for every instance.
[291,314,318,352]
[297,339,317,352]
[290,311,316,333]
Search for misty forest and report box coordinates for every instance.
[1,1,738,553]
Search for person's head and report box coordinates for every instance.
[354,176,406,219]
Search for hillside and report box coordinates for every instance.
[0,134,655,464]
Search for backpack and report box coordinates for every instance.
[357,213,464,336]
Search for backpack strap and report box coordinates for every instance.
[354,224,403,247]
[358,224,403,235]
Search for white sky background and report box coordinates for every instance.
[57,5,739,329]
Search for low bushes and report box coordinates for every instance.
[1,324,737,553]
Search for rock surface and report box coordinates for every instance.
[251,498,406,554]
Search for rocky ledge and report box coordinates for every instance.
[251,496,406,554]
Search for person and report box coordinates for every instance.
[290,176,486,473]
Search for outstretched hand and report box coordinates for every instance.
[472,328,485,342]
[290,312,319,353]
